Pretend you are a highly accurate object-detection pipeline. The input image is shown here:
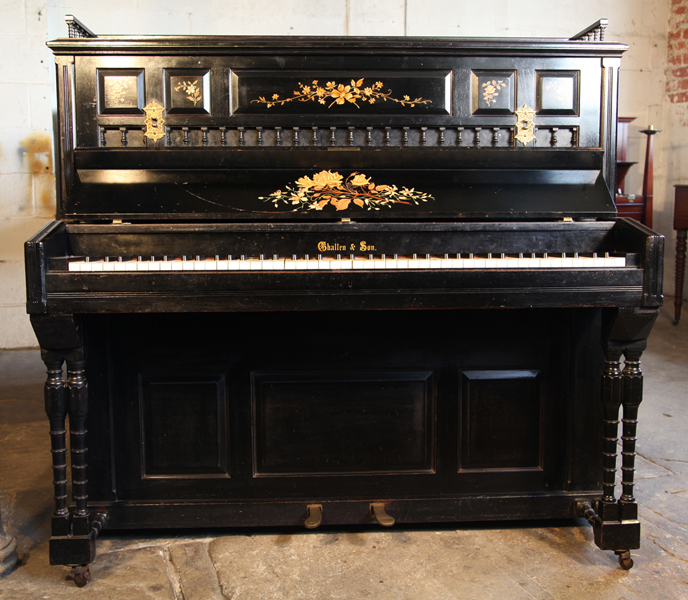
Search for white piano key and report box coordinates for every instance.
[592,256,607,267]
[65,250,629,274]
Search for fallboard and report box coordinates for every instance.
[49,34,627,221]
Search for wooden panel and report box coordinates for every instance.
[233,70,452,115]
[536,71,580,116]
[163,69,211,114]
[471,70,515,115]
[460,369,542,470]
[140,375,229,477]
[252,371,435,476]
[97,69,145,114]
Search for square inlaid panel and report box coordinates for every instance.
[536,71,579,115]
[97,69,144,114]
[164,69,211,114]
[471,70,515,115]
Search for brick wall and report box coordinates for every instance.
[667,0,688,103]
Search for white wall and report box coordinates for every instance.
[0,0,674,348]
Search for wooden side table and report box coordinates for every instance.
[674,185,688,323]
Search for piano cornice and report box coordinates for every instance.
[46,36,628,57]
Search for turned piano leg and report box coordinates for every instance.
[42,350,70,540]
[64,352,95,586]
[32,315,107,586]
[576,308,657,569]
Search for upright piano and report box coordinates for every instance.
[25,17,664,585]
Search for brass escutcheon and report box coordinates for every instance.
[143,100,165,142]
[514,104,536,145]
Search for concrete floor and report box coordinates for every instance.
[0,308,687,599]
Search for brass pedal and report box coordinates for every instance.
[371,503,395,527]
[305,504,322,529]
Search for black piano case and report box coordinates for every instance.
[25,16,663,584]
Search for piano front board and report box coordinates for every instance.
[48,36,626,221]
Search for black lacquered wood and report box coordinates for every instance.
[41,350,70,533]
[24,24,666,578]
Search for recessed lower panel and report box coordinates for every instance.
[252,370,435,476]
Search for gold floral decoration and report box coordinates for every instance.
[174,80,202,105]
[482,79,506,106]
[251,79,432,109]
[104,77,133,106]
[260,170,434,212]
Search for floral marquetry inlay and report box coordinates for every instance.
[251,79,432,109]
[261,171,434,211]
[174,80,203,105]
[104,77,133,106]
[482,80,506,106]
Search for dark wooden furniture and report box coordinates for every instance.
[674,186,688,323]
[615,117,659,227]
[25,17,664,585]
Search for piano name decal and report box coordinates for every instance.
[260,170,434,212]
[318,241,377,253]
[251,79,432,109]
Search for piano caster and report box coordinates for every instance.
[370,503,395,527]
[71,565,91,587]
[615,550,633,570]
[304,504,323,529]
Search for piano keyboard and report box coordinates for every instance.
[64,252,627,272]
